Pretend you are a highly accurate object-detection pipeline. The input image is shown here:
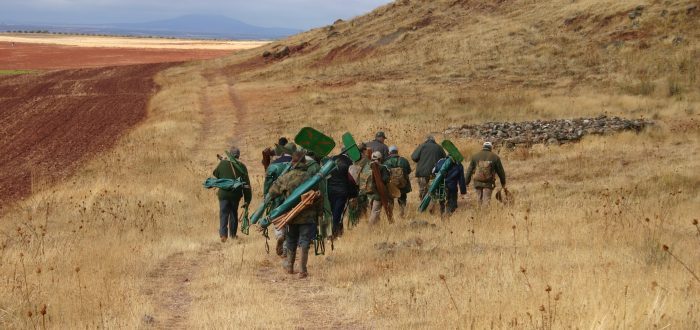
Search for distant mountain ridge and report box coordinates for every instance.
[0,15,301,40]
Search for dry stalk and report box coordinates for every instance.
[662,245,700,283]
[438,274,461,316]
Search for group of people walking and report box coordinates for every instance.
[210,131,507,278]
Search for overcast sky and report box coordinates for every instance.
[0,0,393,29]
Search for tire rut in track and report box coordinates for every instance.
[145,70,365,329]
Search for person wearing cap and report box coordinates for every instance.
[465,142,507,206]
[411,135,446,200]
[366,131,390,160]
[272,142,297,164]
[213,146,252,242]
[383,145,412,217]
[367,151,391,224]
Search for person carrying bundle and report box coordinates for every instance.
[267,151,323,278]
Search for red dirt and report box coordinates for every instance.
[0,62,177,210]
[0,42,232,70]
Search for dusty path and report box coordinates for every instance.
[143,68,365,328]
[144,243,221,329]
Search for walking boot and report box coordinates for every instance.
[284,248,296,274]
[299,247,310,279]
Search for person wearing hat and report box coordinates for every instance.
[383,145,412,217]
[212,146,252,242]
[465,141,507,206]
[366,131,390,160]
[411,135,447,200]
[367,151,391,224]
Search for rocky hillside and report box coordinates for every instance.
[224,0,699,93]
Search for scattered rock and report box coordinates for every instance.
[409,220,436,228]
[446,116,653,147]
[142,314,155,325]
[673,36,684,46]
[628,5,644,19]
[687,4,698,15]
[400,237,424,248]
[275,46,290,58]
[262,50,272,58]
[334,19,344,25]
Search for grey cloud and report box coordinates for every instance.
[0,0,393,29]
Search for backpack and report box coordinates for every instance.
[356,163,374,194]
[389,167,407,189]
[473,160,494,182]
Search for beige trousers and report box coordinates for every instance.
[475,187,493,206]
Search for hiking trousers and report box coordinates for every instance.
[286,223,315,252]
[219,198,241,238]
[475,187,493,206]
[329,193,348,236]
[439,187,459,214]
[417,177,429,200]
[369,199,393,224]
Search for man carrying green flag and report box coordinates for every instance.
[212,147,252,242]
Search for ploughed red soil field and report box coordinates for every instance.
[0,62,179,209]
[0,41,232,70]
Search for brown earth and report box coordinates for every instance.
[0,42,232,70]
[0,62,177,210]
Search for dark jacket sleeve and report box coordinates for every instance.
[401,158,412,176]
[241,164,252,204]
[433,158,444,175]
[411,145,422,162]
[213,161,222,178]
[381,165,390,183]
[494,158,506,186]
[457,164,467,194]
[465,158,476,186]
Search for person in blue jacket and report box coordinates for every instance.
[433,156,467,214]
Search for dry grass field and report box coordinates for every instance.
[1,0,699,329]
[0,34,268,50]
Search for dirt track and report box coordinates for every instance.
[0,42,232,70]
[0,62,177,209]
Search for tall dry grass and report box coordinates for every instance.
[2,0,700,328]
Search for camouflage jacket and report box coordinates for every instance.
[268,163,322,225]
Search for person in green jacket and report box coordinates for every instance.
[268,151,322,278]
[212,147,252,242]
[384,145,412,217]
[465,142,506,206]
[411,135,446,201]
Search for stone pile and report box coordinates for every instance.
[444,115,653,147]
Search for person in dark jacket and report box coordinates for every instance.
[411,135,446,200]
[365,131,390,160]
[212,147,252,242]
[384,145,412,217]
[465,142,506,206]
[433,157,467,214]
[327,152,354,237]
